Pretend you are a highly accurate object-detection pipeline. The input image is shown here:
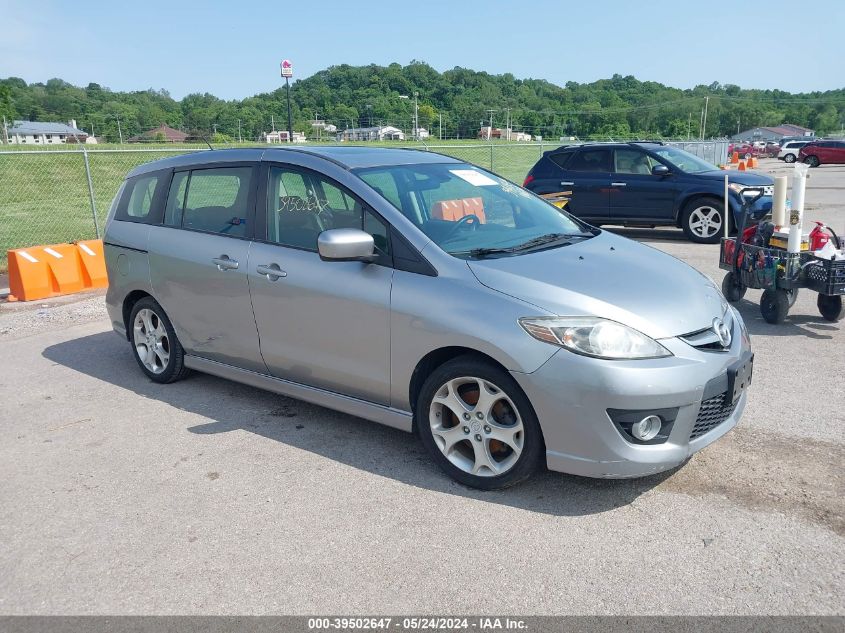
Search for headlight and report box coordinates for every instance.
[519,317,672,360]
[729,183,751,196]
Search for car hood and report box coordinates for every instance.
[698,170,774,186]
[467,231,726,339]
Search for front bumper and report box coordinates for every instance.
[511,311,751,478]
[729,193,772,224]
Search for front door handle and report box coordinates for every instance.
[212,255,239,271]
[560,181,575,186]
[611,182,628,187]
[256,263,287,281]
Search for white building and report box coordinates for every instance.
[5,119,91,144]
[262,130,307,143]
[338,126,405,141]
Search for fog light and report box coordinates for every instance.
[631,415,662,441]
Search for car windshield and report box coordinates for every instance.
[355,162,593,258]
[651,147,718,174]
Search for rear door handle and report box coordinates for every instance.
[611,182,627,187]
[560,181,575,186]
[212,255,239,271]
[256,263,287,281]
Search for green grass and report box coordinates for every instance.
[0,141,546,272]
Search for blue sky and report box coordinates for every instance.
[1,0,843,99]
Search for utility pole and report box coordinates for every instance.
[238,119,242,143]
[413,91,419,140]
[116,116,123,144]
[687,112,692,140]
[701,96,709,140]
[2,116,8,144]
[271,115,275,132]
[486,109,495,141]
[505,107,511,141]
[439,112,442,140]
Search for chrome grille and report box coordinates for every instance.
[690,393,737,440]
[680,310,733,352]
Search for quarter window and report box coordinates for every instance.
[125,175,158,218]
[115,173,161,223]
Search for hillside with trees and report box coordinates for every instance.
[2,61,843,142]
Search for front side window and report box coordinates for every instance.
[650,147,717,174]
[181,167,252,237]
[266,165,390,257]
[614,149,656,175]
[356,163,592,258]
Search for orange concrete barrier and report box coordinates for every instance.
[76,239,108,288]
[6,239,108,302]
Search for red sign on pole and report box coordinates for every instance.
[280,59,293,78]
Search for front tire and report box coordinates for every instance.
[804,155,820,167]
[784,153,796,163]
[129,297,189,383]
[721,271,747,302]
[760,289,790,324]
[416,355,544,490]
[682,198,725,244]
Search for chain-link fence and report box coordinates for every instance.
[0,140,727,272]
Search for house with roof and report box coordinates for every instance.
[128,124,189,143]
[338,126,405,141]
[5,119,90,144]
[732,124,814,142]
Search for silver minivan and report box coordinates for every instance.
[104,147,752,489]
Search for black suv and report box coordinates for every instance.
[523,142,773,243]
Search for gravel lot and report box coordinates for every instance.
[0,158,842,615]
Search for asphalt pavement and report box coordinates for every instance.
[0,158,842,615]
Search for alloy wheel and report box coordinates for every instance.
[133,308,170,374]
[428,376,524,477]
[688,205,723,239]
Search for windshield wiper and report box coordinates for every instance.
[463,232,590,258]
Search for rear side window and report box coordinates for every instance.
[115,173,164,223]
[179,167,254,237]
[568,149,611,172]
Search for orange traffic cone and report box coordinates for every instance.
[731,151,739,164]
[738,160,746,171]
[746,157,755,169]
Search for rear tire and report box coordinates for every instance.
[783,153,796,163]
[760,289,790,324]
[416,355,544,490]
[128,297,189,384]
[817,294,843,322]
[681,198,725,244]
[804,155,820,167]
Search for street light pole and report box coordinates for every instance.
[285,76,293,143]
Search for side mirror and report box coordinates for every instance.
[317,228,375,263]
[652,164,670,176]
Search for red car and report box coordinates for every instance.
[728,142,755,159]
[799,140,845,167]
